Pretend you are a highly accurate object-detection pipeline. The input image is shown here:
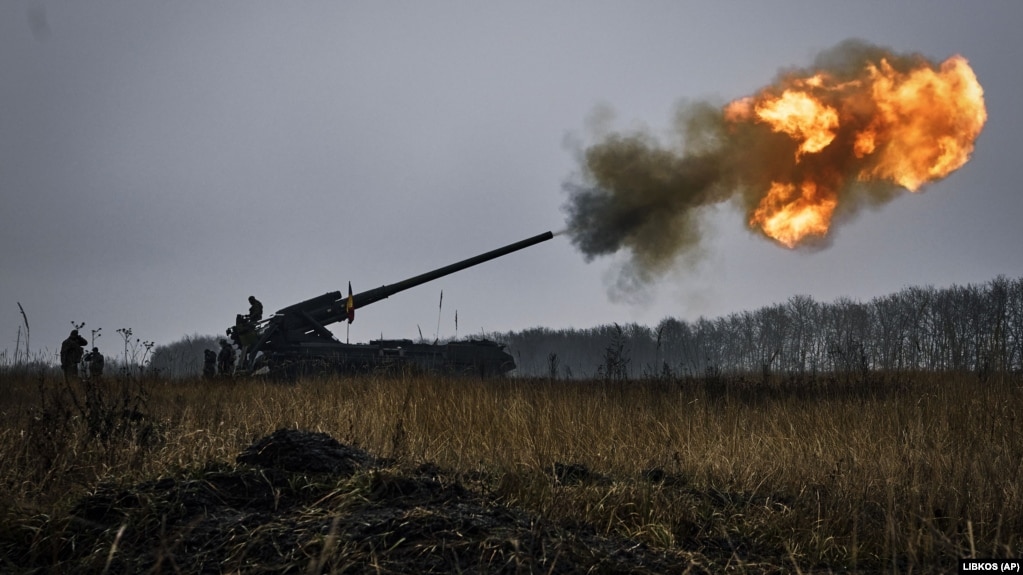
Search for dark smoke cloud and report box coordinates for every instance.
[562,39,963,287]
[563,103,734,280]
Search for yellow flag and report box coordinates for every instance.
[346,282,355,323]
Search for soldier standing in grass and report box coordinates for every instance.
[203,349,217,379]
[59,329,87,381]
[217,339,236,376]
[84,346,104,379]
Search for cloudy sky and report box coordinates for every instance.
[3,2,1021,362]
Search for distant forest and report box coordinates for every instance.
[501,275,1023,379]
[150,275,1023,380]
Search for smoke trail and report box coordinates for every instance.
[562,39,986,286]
[563,103,733,279]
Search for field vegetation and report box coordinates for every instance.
[1,365,1020,573]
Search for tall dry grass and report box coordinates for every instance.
[1,370,1020,572]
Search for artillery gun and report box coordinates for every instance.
[228,231,554,378]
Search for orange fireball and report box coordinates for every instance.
[729,53,986,247]
[754,90,839,159]
[565,42,989,276]
[752,182,837,248]
[859,56,987,191]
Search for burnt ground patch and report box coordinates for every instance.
[2,429,728,574]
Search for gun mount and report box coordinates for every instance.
[228,231,554,377]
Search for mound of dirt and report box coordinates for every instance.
[236,428,374,475]
[9,429,712,574]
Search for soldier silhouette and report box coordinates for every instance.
[84,346,104,379]
[59,329,88,381]
[217,339,236,376]
[203,349,217,379]
[247,296,263,323]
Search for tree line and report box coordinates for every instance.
[500,275,1023,380]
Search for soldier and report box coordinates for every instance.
[247,296,263,323]
[84,346,105,379]
[217,339,236,376]
[59,329,88,381]
[203,349,217,379]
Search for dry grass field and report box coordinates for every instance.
[0,369,1020,573]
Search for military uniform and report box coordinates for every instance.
[203,349,217,378]
[85,347,104,378]
[217,340,236,376]
[248,296,263,323]
[60,330,88,380]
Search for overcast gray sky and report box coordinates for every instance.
[3,2,1021,361]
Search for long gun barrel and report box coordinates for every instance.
[352,230,554,310]
[271,231,554,337]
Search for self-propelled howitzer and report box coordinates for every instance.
[228,231,554,377]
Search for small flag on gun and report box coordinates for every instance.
[346,282,355,323]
